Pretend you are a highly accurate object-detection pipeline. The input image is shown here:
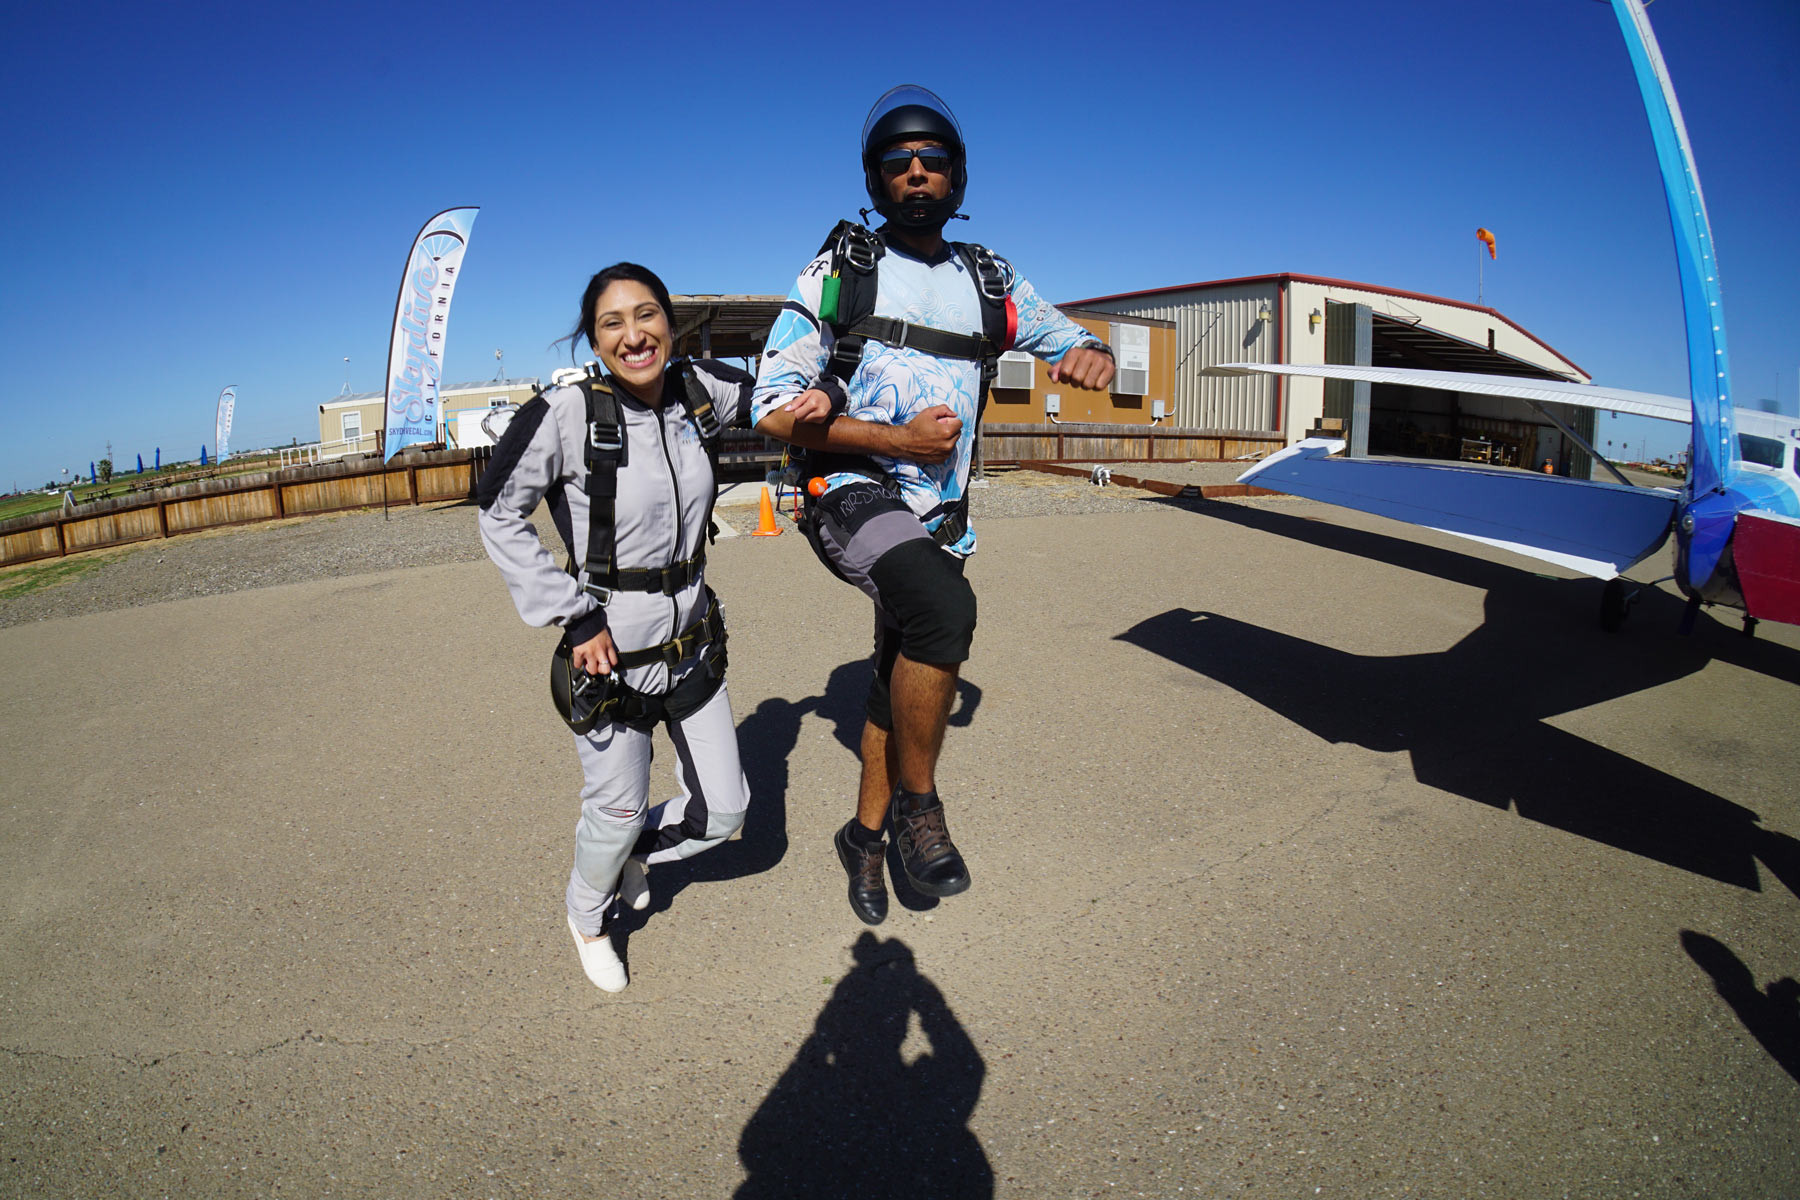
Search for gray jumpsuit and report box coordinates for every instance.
[478,360,754,935]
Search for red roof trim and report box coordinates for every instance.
[1063,272,1586,378]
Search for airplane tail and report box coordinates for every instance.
[1608,0,1738,513]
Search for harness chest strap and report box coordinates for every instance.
[580,361,723,602]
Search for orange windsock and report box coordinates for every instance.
[1476,228,1497,259]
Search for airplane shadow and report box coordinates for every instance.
[1159,496,1800,686]
[735,933,991,1198]
[1116,599,1799,892]
[1681,931,1800,1085]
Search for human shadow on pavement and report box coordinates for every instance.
[1681,931,1800,1084]
[816,658,984,756]
[610,663,984,936]
[736,933,991,1199]
[1116,603,1800,892]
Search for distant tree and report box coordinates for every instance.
[98,459,113,483]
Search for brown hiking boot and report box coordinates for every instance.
[890,789,971,898]
[834,820,889,925]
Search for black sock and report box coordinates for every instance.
[894,787,939,816]
[846,819,884,848]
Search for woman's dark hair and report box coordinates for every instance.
[558,262,677,361]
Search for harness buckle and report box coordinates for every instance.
[969,246,1012,303]
[661,640,684,669]
[839,230,879,274]
[589,421,622,454]
[892,321,909,350]
[582,580,613,605]
[660,564,685,596]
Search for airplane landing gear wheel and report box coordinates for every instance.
[1600,578,1628,632]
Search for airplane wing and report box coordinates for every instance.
[1239,438,1677,580]
[1203,362,1694,423]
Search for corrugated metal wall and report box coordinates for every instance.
[1079,282,1280,431]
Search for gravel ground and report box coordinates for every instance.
[0,469,1256,627]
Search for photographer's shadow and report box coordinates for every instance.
[736,933,991,1199]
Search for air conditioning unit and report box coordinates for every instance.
[995,351,1034,390]
[1114,366,1150,396]
[1109,322,1151,396]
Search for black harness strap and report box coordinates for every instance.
[580,367,624,600]
[611,591,725,670]
[553,590,729,734]
[846,315,993,362]
[804,221,1019,550]
[581,360,726,601]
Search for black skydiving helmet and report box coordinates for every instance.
[861,84,968,230]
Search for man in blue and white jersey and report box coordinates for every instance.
[753,84,1115,926]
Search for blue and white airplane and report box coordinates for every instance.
[1208,0,1800,636]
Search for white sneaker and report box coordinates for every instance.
[567,914,627,992]
[619,856,651,912]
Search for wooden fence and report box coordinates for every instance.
[0,448,493,568]
[982,422,1284,466]
[2,425,1290,569]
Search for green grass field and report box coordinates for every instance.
[0,551,122,601]
[0,454,290,524]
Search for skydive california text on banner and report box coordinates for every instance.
[215,385,237,460]
[383,207,479,459]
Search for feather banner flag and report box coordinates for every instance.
[215,386,238,460]
[1476,228,1497,259]
[383,207,480,459]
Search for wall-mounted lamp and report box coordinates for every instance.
[1257,305,1273,324]
[1309,308,1322,333]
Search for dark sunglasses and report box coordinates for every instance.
[878,146,954,177]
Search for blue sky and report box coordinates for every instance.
[2,0,1794,488]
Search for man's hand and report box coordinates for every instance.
[783,388,833,424]
[571,629,618,676]
[1050,346,1116,391]
[891,405,962,464]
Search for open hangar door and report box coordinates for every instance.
[1322,301,1596,480]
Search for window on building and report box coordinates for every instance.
[342,411,363,442]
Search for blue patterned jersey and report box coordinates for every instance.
[751,236,1097,556]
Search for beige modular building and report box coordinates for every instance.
[316,392,385,458]
[315,378,541,458]
[440,379,541,449]
[1066,274,1597,477]
[986,310,1177,426]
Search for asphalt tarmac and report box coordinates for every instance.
[2,493,1797,1198]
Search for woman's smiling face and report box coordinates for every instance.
[592,279,672,402]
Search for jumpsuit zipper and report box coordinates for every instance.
[656,403,685,648]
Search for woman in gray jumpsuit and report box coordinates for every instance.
[477,263,753,992]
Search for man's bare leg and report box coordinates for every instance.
[881,653,971,896]
[890,654,958,794]
[855,722,898,831]
[855,653,957,829]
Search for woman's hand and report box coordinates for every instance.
[571,629,619,676]
[783,389,834,424]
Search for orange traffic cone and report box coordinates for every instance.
[752,485,782,537]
